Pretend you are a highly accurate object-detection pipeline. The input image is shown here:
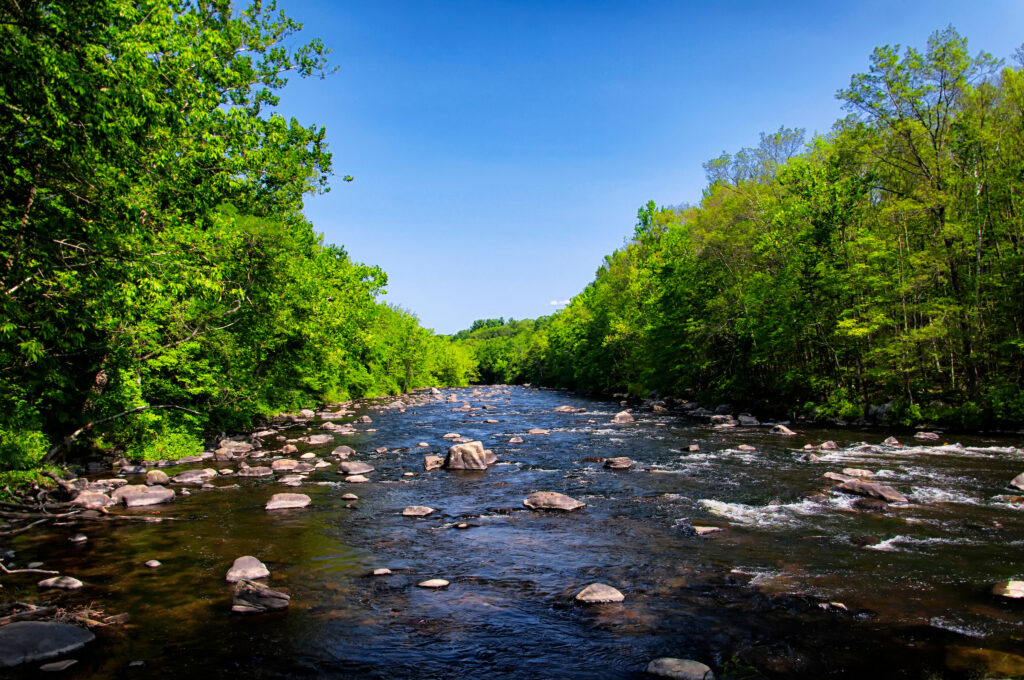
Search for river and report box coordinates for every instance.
[6,385,1024,678]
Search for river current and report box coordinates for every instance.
[7,386,1024,678]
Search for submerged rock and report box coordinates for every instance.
[232,579,290,614]
[527,428,550,435]
[575,583,624,603]
[226,556,270,582]
[0,621,95,668]
[444,441,497,470]
[645,657,715,680]
[509,436,524,444]
[523,491,585,512]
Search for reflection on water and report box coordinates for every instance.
[5,386,1024,678]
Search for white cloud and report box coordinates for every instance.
[549,299,570,306]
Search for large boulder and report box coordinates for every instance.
[523,491,585,512]
[835,479,908,504]
[338,461,374,475]
[0,621,95,668]
[111,484,174,507]
[226,556,270,582]
[444,441,496,470]
[265,493,311,510]
[232,579,290,614]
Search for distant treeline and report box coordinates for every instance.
[0,1,474,473]
[452,28,1024,430]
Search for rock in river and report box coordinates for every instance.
[145,470,169,486]
[610,410,634,424]
[236,466,272,478]
[417,579,449,589]
[265,493,310,510]
[523,491,585,512]
[38,576,83,590]
[71,491,115,510]
[111,484,174,507]
[993,580,1024,598]
[603,457,633,470]
[232,579,290,614]
[1009,473,1024,492]
[769,424,796,436]
[424,455,444,471]
[0,621,95,668]
[645,657,715,680]
[575,583,624,603]
[402,506,436,517]
[306,434,335,446]
[444,441,496,470]
[172,469,216,484]
[226,556,270,582]
[338,461,374,475]
[835,479,908,504]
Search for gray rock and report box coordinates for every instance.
[338,461,374,475]
[219,440,253,454]
[737,415,759,426]
[769,424,797,436]
[70,491,115,510]
[145,469,170,486]
[523,491,585,512]
[111,484,174,507]
[646,657,715,680]
[835,479,908,504]
[236,466,272,477]
[417,579,449,588]
[575,583,624,603]
[232,579,290,613]
[172,469,216,484]
[0,621,95,668]
[38,576,83,590]
[444,441,496,470]
[914,431,941,441]
[226,556,270,582]
[265,493,310,510]
[603,457,634,470]
[306,434,335,446]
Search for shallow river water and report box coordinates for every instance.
[6,386,1024,679]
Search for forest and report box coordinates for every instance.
[453,28,1024,431]
[2,3,1022,489]
[0,0,475,480]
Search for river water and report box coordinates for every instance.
[6,386,1024,678]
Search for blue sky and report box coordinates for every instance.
[274,0,1024,334]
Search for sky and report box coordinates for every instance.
[273,0,1024,334]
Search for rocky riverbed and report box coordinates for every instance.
[2,386,1024,678]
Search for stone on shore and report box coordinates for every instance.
[611,411,634,424]
[645,657,715,680]
[232,579,290,614]
[0,621,95,668]
[226,556,270,582]
[445,441,497,470]
[835,479,908,504]
[402,506,436,517]
[265,493,310,510]
[111,484,174,507]
[338,461,374,475]
[575,583,624,603]
[523,491,585,512]
[38,576,83,590]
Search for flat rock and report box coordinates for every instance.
[442,433,461,439]
[219,440,253,454]
[373,568,392,576]
[0,621,95,668]
[71,491,115,510]
[265,493,311,510]
[232,579,290,614]
[38,576,83,590]
[345,475,369,483]
[736,445,756,452]
[145,560,161,568]
[523,491,585,512]
[527,428,550,435]
[338,461,374,475]
[645,657,715,680]
[402,506,435,517]
[693,525,724,536]
[575,583,624,603]
[111,484,174,507]
[993,580,1024,598]
[824,472,857,484]
[835,479,908,504]
[417,579,449,588]
[842,468,874,478]
[341,493,358,500]
[172,469,216,484]
[271,459,298,471]
[603,457,634,470]
[226,556,270,582]
[236,466,272,477]
[306,434,335,446]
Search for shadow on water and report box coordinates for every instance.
[5,385,1024,678]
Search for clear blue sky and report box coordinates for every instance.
[273,0,1024,334]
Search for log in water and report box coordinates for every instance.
[5,386,1024,678]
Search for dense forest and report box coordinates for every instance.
[454,28,1024,431]
[0,1,474,478]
